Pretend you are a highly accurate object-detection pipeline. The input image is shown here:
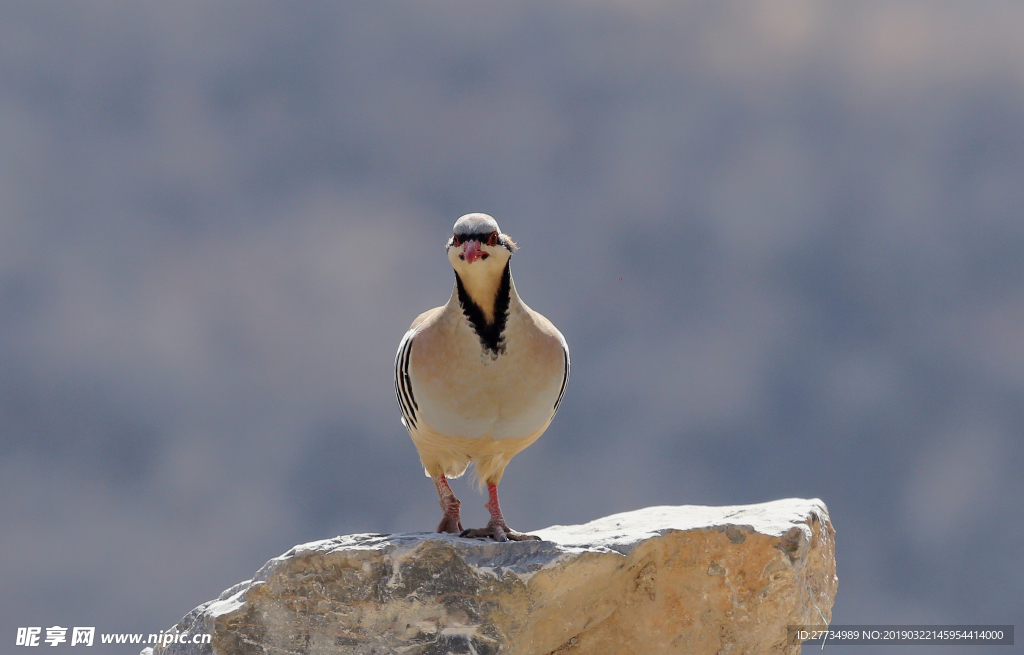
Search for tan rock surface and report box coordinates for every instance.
[145,498,836,655]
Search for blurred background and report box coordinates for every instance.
[1,1,1022,653]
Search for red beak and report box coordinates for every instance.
[463,240,485,263]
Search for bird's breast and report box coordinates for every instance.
[409,304,565,441]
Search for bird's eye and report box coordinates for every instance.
[451,235,461,247]
[486,232,499,247]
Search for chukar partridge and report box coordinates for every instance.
[395,213,569,542]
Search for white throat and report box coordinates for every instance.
[455,262,510,324]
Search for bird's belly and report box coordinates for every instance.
[414,357,559,442]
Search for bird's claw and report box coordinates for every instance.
[460,522,541,542]
[436,493,463,534]
[460,526,506,542]
[437,515,463,534]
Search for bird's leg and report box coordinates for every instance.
[433,475,463,534]
[460,483,541,542]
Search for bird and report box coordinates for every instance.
[395,213,569,542]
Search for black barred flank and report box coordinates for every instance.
[455,262,511,356]
[394,331,418,430]
[554,342,569,412]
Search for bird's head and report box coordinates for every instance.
[446,213,517,277]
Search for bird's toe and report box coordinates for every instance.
[459,526,503,541]
[459,522,540,542]
[437,516,464,534]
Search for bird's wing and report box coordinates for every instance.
[395,327,420,431]
[395,306,446,432]
[553,337,570,414]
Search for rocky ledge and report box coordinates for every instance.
[144,498,836,655]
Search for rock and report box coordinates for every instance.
[144,498,836,655]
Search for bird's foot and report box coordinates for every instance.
[460,521,541,542]
[437,514,464,534]
[436,495,463,534]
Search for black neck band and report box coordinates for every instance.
[455,262,511,356]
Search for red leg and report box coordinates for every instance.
[433,475,463,534]
[459,483,540,542]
